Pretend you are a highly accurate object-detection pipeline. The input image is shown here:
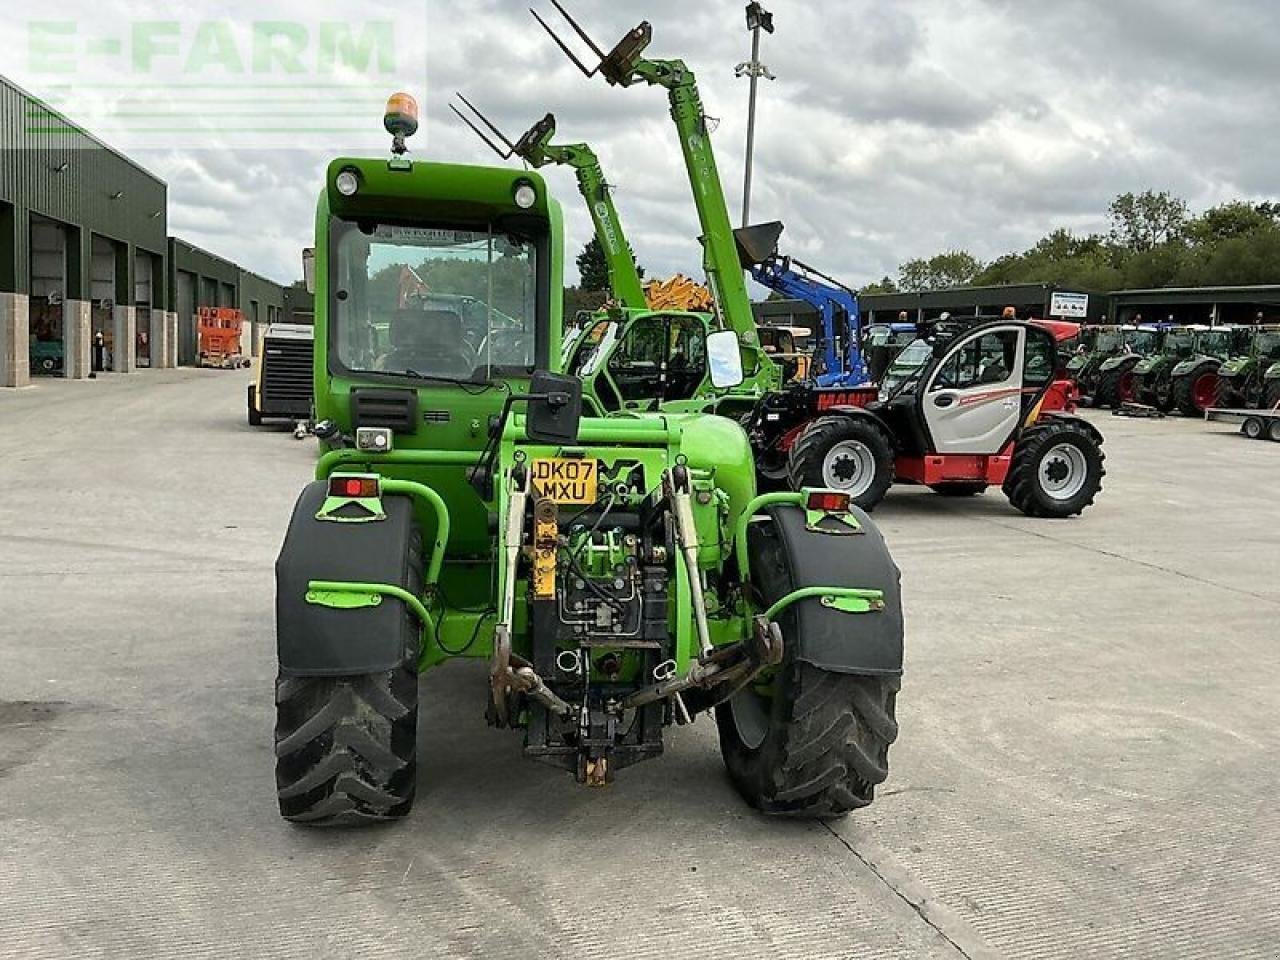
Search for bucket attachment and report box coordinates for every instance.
[733,221,785,268]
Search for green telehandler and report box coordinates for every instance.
[450,97,786,429]
[273,92,904,825]
[1214,325,1280,410]
[446,100,745,418]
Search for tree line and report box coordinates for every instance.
[862,192,1280,296]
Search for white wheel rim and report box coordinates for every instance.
[822,440,877,497]
[1039,442,1088,501]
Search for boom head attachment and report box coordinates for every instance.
[449,94,559,165]
[530,0,653,86]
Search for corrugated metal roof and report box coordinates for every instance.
[0,73,164,186]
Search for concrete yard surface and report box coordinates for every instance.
[1,370,1278,959]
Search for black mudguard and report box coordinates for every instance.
[276,482,422,677]
[1041,412,1105,446]
[752,504,904,676]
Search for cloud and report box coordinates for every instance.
[4,0,1279,289]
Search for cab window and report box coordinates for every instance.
[607,315,708,404]
[1023,331,1057,388]
[567,319,612,377]
[932,331,1020,391]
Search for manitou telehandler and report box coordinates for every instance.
[272,91,903,825]
[786,318,1106,517]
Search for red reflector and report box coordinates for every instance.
[806,491,851,512]
[329,476,378,498]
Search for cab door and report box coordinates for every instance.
[921,325,1025,454]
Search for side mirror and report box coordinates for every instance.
[302,248,316,295]
[707,329,745,389]
[526,371,583,444]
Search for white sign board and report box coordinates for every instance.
[1050,292,1089,319]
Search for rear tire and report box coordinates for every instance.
[1004,420,1105,518]
[1242,417,1265,440]
[1095,360,1136,407]
[1266,381,1280,411]
[247,384,263,426]
[274,666,419,825]
[1270,420,1280,442]
[1173,366,1218,416]
[928,482,987,497]
[787,416,894,511]
[717,515,900,818]
[1215,378,1245,411]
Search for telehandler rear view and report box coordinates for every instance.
[272,91,904,825]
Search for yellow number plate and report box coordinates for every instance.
[530,458,598,504]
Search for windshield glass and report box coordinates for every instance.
[1128,330,1159,354]
[1257,332,1280,357]
[1165,330,1194,353]
[880,339,934,398]
[1096,330,1124,351]
[331,220,538,381]
[1199,331,1232,358]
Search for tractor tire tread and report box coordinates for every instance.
[1003,420,1105,519]
[1173,364,1217,417]
[274,667,418,825]
[786,415,894,511]
[721,662,900,818]
[1094,364,1132,408]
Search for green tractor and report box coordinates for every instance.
[1168,326,1250,417]
[273,93,904,824]
[1130,326,1201,411]
[1067,325,1128,402]
[1214,325,1280,410]
[1093,326,1163,408]
[1267,361,1280,411]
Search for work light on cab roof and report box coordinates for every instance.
[384,92,420,155]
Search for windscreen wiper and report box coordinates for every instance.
[377,369,492,389]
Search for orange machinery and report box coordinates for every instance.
[197,307,250,369]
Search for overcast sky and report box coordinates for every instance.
[7,0,1279,288]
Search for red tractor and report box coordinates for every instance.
[786,319,1105,518]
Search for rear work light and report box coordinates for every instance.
[806,490,851,513]
[329,475,381,499]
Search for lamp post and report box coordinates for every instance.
[736,2,775,228]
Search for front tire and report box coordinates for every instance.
[1004,420,1105,518]
[274,666,419,825]
[787,416,894,511]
